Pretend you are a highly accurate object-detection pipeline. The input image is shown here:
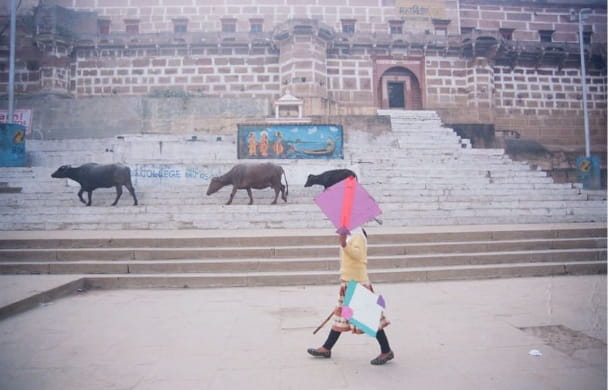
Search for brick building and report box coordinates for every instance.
[0,0,607,177]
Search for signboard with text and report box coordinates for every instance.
[396,0,447,29]
[0,109,32,135]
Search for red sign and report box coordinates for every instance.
[0,109,32,135]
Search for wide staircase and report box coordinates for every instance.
[0,110,606,290]
[0,224,606,289]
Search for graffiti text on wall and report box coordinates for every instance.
[237,124,343,160]
[132,164,224,186]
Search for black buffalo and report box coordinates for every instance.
[51,163,138,206]
[206,162,288,205]
[304,169,357,189]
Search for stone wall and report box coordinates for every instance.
[425,57,497,124]
[327,50,375,110]
[2,93,390,140]
[7,94,269,139]
[73,45,281,98]
[425,57,469,110]
[493,66,607,149]
[460,1,606,43]
[0,0,606,157]
[36,0,461,36]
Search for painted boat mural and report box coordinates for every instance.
[237,124,344,159]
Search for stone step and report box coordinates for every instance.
[377,109,441,119]
[1,181,571,202]
[0,110,604,232]
[0,199,604,217]
[4,217,602,232]
[0,224,605,285]
[0,150,524,165]
[1,251,605,276]
[0,186,605,228]
[10,169,550,189]
[6,200,587,214]
[0,191,589,209]
[2,223,603,247]
[75,261,605,288]
[1,166,556,187]
[1,237,604,261]
[0,168,568,186]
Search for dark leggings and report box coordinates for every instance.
[323,329,391,354]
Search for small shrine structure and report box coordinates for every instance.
[267,90,310,123]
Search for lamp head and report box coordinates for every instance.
[580,8,592,18]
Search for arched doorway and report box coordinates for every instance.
[378,67,423,110]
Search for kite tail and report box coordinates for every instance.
[338,176,356,233]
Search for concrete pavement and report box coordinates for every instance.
[0,274,606,390]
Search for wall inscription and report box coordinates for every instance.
[396,0,447,22]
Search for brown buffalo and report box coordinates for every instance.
[206,163,288,205]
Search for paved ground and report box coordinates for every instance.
[0,274,606,390]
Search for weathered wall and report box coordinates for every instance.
[327,49,375,110]
[492,65,607,151]
[0,0,606,157]
[1,93,389,140]
[4,95,270,139]
[460,1,607,42]
[33,0,461,35]
[74,45,281,98]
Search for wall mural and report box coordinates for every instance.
[237,124,344,159]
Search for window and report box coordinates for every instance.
[97,19,110,36]
[173,18,188,33]
[124,19,139,35]
[294,24,313,34]
[461,26,474,35]
[432,18,450,37]
[499,28,514,40]
[250,18,263,33]
[434,26,447,36]
[539,30,554,43]
[583,30,592,45]
[221,18,236,33]
[389,20,403,35]
[341,19,356,34]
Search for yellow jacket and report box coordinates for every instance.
[340,230,369,282]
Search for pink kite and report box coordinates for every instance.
[314,176,382,234]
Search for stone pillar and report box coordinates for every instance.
[272,19,333,116]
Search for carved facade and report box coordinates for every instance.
[0,0,607,160]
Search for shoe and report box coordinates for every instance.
[307,347,331,358]
[370,351,394,365]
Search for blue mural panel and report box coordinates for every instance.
[0,123,26,167]
[237,124,343,159]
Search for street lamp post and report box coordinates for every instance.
[577,8,592,157]
[8,0,17,121]
[570,8,600,189]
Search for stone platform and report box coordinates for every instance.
[0,274,605,390]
